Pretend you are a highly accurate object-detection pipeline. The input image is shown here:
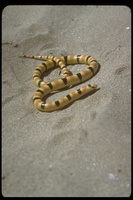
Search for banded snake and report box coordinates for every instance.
[19,55,100,112]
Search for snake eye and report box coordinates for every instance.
[88,84,97,88]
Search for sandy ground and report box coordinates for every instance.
[2,6,131,197]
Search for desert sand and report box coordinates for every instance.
[2,6,131,197]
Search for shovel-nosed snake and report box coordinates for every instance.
[19,55,100,112]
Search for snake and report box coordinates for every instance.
[19,55,100,112]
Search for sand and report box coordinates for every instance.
[2,5,131,197]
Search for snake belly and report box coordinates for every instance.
[19,55,100,112]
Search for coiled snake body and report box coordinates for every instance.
[19,55,100,112]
